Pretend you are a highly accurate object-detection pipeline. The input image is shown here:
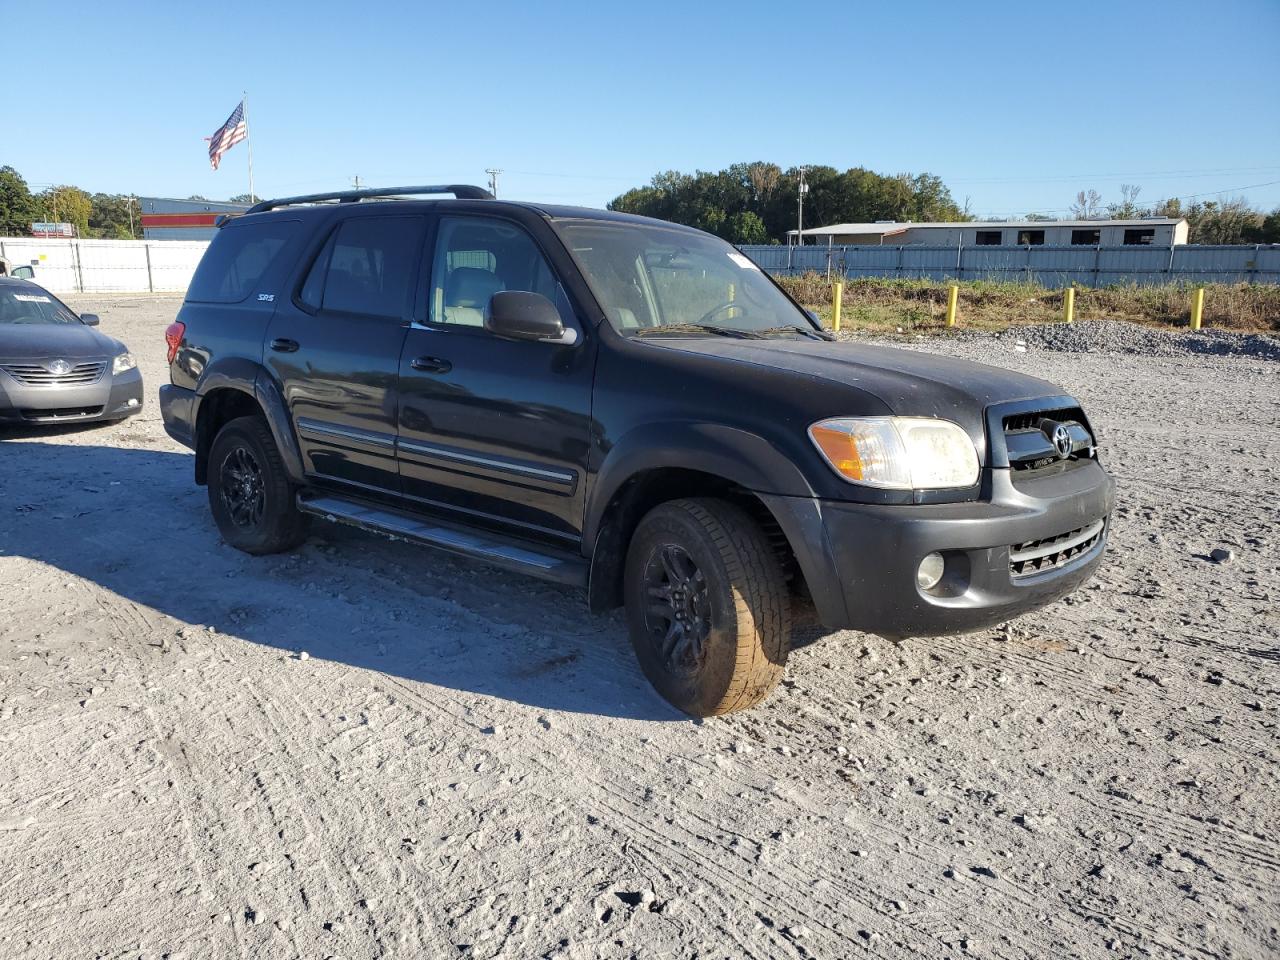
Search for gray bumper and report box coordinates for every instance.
[0,366,144,424]
[763,460,1116,637]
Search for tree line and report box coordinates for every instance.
[607,162,967,245]
[1069,184,1280,245]
[0,166,256,240]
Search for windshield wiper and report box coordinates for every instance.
[754,325,833,341]
[631,323,765,339]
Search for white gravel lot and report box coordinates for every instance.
[1,296,1277,960]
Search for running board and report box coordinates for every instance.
[296,494,588,588]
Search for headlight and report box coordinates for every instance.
[808,417,979,490]
[112,353,136,375]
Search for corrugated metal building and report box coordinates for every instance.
[140,197,251,240]
[788,218,1189,247]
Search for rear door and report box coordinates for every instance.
[395,214,595,544]
[264,212,426,494]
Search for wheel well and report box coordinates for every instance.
[587,468,806,613]
[194,388,265,485]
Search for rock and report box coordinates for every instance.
[296,651,310,661]
[1209,548,1234,563]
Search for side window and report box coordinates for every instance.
[298,230,336,311]
[430,216,560,327]
[312,216,424,318]
[187,219,300,303]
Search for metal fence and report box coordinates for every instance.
[739,243,1280,287]
[0,237,210,294]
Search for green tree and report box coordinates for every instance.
[0,166,37,235]
[610,162,965,242]
[729,211,768,245]
[89,194,140,239]
[1245,207,1280,244]
[229,193,256,203]
[35,186,92,237]
[1185,199,1259,244]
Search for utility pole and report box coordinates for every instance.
[352,175,362,191]
[485,168,502,198]
[796,165,808,247]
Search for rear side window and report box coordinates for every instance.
[187,219,299,303]
[303,216,424,319]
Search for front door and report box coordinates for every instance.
[396,214,595,544]
[265,212,426,494]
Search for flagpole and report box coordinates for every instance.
[243,92,256,202]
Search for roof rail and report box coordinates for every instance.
[244,184,494,215]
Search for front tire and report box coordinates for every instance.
[624,498,790,716]
[207,415,309,555]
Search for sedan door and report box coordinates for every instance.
[395,214,595,545]
[264,213,426,494]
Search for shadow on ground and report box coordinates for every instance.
[0,435,684,722]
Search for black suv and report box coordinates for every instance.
[160,185,1114,715]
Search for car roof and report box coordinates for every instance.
[0,276,41,288]
[229,199,704,236]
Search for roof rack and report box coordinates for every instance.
[245,184,494,215]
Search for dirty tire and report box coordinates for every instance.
[207,415,309,555]
[624,498,790,716]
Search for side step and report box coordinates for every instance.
[296,493,589,588]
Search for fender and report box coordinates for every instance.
[584,420,820,548]
[583,421,849,623]
[191,357,305,484]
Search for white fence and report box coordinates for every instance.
[0,237,210,295]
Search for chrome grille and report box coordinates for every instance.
[1,360,107,386]
[1002,406,1094,472]
[1010,519,1105,579]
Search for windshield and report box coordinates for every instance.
[0,286,82,325]
[557,220,812,336]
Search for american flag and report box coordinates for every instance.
[205,101,247,170]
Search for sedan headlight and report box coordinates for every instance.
[808,417,979,490]
[112,352,136,375]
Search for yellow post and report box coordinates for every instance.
[1063,286,1075,324]
[832,281,843,332]
[1190,287,1205,330]
[946,284,959,328]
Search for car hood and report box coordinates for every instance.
[644,335,1067,449]
[0,323,122,361]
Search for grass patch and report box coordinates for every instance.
[778,274,1280,334]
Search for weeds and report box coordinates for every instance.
[777,274,1280,334]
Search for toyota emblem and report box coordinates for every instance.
[45,359,72,376]
[1052,424,1073,459]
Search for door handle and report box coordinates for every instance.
[270,338,300,353]
[410,356,452,373]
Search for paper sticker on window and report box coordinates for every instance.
[13,294,52,303]
[727,252,759,271]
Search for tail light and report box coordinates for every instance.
[165,322,186,364]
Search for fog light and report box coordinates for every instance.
[916,552,945,590]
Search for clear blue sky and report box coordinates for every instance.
[5,0,1279,221]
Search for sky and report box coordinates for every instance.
[4,0,1279,223]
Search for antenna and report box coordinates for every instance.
[485,168,503,199]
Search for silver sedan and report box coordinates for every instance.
[0,278,143,426]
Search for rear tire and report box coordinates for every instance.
[624,498,790,716]
[207,415,309,555]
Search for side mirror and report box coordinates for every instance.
[80,314,101,326]
[11,266,34,280]
[485,291,578,345]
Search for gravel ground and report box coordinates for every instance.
[1,298,1277,960]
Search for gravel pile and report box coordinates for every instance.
[983,320,1280,362]
[843,319,1280,362]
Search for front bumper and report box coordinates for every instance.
[0,365,144,425]
[763,460,1115,637]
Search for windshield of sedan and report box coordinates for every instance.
[0,287,82,325]
[557,220,814,337]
